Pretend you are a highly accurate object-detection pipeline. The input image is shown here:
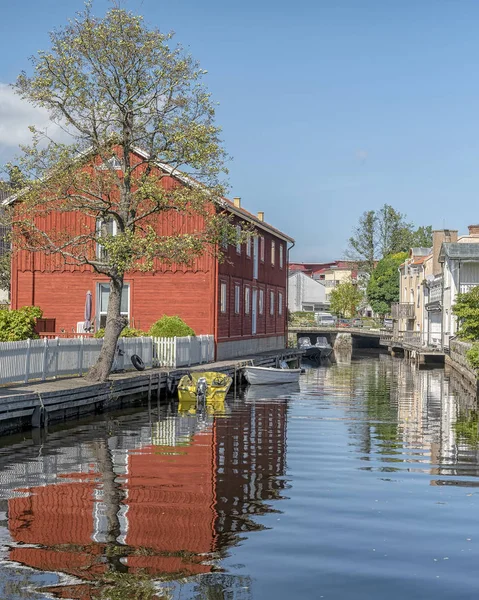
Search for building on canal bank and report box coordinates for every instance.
[287,270,329,313]
[5,149,294,360]
[392,227,479,352]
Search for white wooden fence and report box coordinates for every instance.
[153,335,215,368]
[0,334,215,386]
[0,337,153,386]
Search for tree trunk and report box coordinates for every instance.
[86,276,127,382]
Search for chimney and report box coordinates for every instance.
[432,229,458,275]
[257,211,264,222]
[468,224,479,236]
[233,197,241,208]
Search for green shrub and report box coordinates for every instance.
[148,315,195,338]
[0,305,43,341]
[453,286,479,341]
[466,342,479,372]
[94,327,146,339]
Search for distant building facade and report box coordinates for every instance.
[288,271,329,313]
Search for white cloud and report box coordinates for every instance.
[0,82,67,154]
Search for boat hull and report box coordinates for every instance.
[177,371,232,403]
[244,366,301,385]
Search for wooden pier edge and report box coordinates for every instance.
[0,348,304,436]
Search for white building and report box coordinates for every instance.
[288,271,329,313]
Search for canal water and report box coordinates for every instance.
[1,354,479,599]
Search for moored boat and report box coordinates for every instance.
[177,371,232,403]
[315,336,333,358]
[298,336,322,362]
[244,365,301,385]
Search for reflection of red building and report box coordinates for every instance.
[7,400,288,597]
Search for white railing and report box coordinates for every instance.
[460,283,479,294]
[153,335,215,368]
[0,337,153,386]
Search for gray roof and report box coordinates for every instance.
[411,247,432,257]
[439,243,479,262]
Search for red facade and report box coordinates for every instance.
[9,151,293,358]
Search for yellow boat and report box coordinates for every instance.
[177,371,233,404]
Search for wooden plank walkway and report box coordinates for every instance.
[0,347,304,435]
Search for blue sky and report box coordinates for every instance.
[1,0,479,261]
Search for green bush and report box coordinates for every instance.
[452,286,479,341]
[466,343,479,372]
[148,315,195,338]
[0,305,43,342]
[94,326,146,339]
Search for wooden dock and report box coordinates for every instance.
[0,347,304,435]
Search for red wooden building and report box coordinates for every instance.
[8,149,294,359]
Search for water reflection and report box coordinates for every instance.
[2,357,479,599]
[0,396,288,598]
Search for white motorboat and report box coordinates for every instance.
[315,336,333,358]
[244,365,301,385]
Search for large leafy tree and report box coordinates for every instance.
[8,4,239,381]
[366,252,408,316]
[329,280,364,318]
[347,204,431,272]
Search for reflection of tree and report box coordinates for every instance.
[454,410,479,447]
[365,366,399,449]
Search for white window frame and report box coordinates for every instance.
[270,291,275,315]
[278,291,283,315]
[245,286,250,314]
[236,225,242,254]
[97,282,130,329]
[246,235,252,258]
[260,237,265,262]
[96,217,118,261]
[271,240,276,266]
[234,283,240,314]
[259,289,264,314]
[279,244,284,269]
[253,237,259,280]
[220,282,227,313]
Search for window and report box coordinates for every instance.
[253,237,259,279]
[259,289,264,314]
[279,244,284,268]
[97,283,129,329]
[220,282,227,313]
[246,235,252,258]
[236,225,241,254]
[417,285,420,308]
[99,155,122,170]
[270,291,275,315]
[221,231,228,250]
[260,236,265,262]
[245,286,250,314]
[278,292,283,315]
[234,284,240,314]
[96,217,118,261]
[271,241,276,266]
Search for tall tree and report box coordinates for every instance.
[9,4,239,381]
[347,204,430,270]
[329,280,364,318]
[366,252,408,316]
[347,210,376,274]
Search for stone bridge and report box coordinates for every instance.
[288,326,382,349]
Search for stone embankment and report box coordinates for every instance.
[446,339,479,396]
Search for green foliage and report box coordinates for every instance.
[454,409,479,446]
[367,252,408,316]
[452,286,479,341]
[466,342,479,371]
[347,204,432,272]
[94,327,146,339]
[329,281,364,318]
[148,315,195,338]
[289,311,315,325]
[0,305,43,341]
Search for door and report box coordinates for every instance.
[252,289,257,335]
